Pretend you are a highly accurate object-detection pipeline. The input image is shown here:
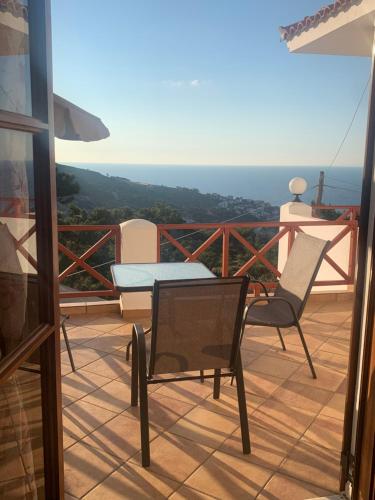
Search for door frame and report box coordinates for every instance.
[341,50,375,498]
[0,0,63,497]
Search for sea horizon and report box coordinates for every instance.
[65,162,363,207]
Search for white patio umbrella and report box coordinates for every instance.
[1,4,110,142]
[53,94,110,142]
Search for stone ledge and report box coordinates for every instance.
[60,300,120,316]
[60,290,353,317]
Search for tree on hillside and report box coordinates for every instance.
[56,168,80,201]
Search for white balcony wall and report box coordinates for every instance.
[278,202,351,291]
[119,219,157,318]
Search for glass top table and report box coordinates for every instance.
[111,262,216,292]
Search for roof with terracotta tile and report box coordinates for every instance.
[279,0,364,42]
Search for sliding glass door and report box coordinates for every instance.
[0,1,63,498]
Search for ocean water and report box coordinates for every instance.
[68,163,363,206]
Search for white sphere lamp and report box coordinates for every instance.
[289,177,307,202]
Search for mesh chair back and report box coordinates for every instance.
[149,276,249,376]
[276,233,330,318]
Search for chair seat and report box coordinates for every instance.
[246,301,295,328]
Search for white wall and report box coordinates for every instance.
[119,219,157,317]
[278,202,352,291]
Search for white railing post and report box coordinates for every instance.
[119,219,157,320]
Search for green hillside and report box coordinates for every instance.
[56,163,278,223]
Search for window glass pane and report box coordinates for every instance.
[0,0,31,115]
[0,128,40,363]
[0,351,44,498]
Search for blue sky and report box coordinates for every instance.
[51,0,370,166]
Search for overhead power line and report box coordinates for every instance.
[328,76,370,169]
[160,208,271,247]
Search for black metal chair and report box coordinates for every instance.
[244,233,330,379]
[131,276,251,467]
[61,315,75,371]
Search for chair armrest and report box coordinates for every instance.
[246,275,269,297]
[247,296,298,322]
[132,324,148,369]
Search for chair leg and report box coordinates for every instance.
[126,340,132,361]
[200,370,204,383]
[61,320,75,372]
[213,369,221,399]
[131,332,138,407]
[276,327,286,351]
[135,327,150,467]
[295,321,317,379]
[235,355,250,454]
[139,364,150,467]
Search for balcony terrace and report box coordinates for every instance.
[61,293,351,499]
[2,200,356,498]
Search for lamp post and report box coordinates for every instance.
[289,177,307,203]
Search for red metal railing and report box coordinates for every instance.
[157,206,359,293]
[58,225,121,299]
[0,204,359,298]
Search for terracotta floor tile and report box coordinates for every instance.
[304,414,344,451]
[63,429,77,450]
[313,349,348,374]
[239,370,285,399]
[84,314,127,332]
[111,322,136,335]
[240,349,261,367]
[83,353,131,380]
[65,314,100,327]
[186,450,274,499]
[62,393,77,408]
[81,379,132,413]
[83,332,129,355]
[64,493,78,500]
[82,413,159,461]
[251,399,316,439]
[271,380,333,413]
[199,384,264,419]
[62,370,112,400]
[64,441,122,498]
[63,400,116,441]
[308,309,352,322]
[330,327,352,341]
[249,353,301,379]
[61,362,73,377]
[337,377,348,394]
[124,393,194,431]
[279,438,341,492]
[320,393,346,421]
[154,379,214,405]
[267,343,311,364]
[59,307,348,496]
[319,339,350,357]
[257,472,334,499]
[61,346,107,370]
[83,461,178,499]
[129,432,212,483]
[299,319,340,336]
[282,332,326,352]
[170,485,216,499]
[289,363,346,391]
[63,325,102,345]
[241,327,280,353]
[220,423,297,470]
[169,407,239,449]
